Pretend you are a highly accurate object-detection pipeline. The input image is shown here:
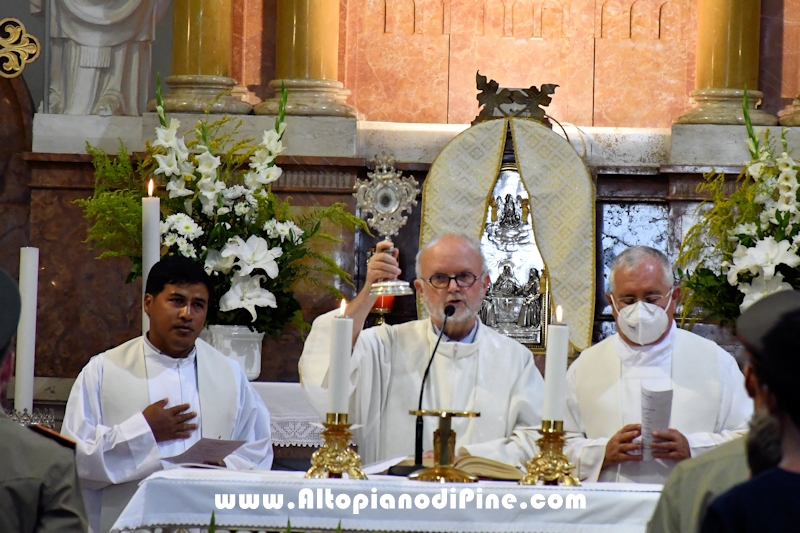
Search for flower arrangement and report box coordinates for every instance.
[77,85,367,336]
[677,95,800,327]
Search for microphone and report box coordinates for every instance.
[414,304,456,465]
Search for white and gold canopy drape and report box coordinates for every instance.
[419,118,596,351]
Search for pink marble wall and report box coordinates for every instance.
[232,0,799,126]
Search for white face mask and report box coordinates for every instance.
[612,291,673,345]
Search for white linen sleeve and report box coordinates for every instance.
[459,352,544,467]
[223,361,274,470]
[61,355,162,490]
[563,363,610,482]
[684,348,752,456]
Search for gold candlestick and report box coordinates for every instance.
[305,413,367,480]
[520,420,580,486]
[407,410,480,483]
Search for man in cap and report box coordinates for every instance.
[700,290,800,532]
[647,290,798,533]
[0,267,88,532]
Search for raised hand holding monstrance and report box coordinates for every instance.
[354,152,419,296]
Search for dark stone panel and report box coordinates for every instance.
[30,188,140,377]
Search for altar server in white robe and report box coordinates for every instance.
[564,246,752,483]
[300,234,544,466]
[62,256,273,533]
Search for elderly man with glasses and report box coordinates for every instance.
[299,233,544,465]
[563,246,752,483]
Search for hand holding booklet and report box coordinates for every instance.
[163,438,245,465]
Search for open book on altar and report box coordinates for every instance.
[393,456,524,481]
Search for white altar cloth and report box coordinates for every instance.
[251,382,324,447]
[111,469,661,533]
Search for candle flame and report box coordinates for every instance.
[148,179,155,197]
[340,299,347,316]
[556,305,563,323]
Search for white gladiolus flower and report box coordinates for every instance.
[219,274,277,322]
[204,249,236,274]
[249,149,277,174]
[153,118,181,151]
[261,129,284,154]
[196,150,221,179]
[738,272,793,312]
[262,165,282,185]
[157,105,166,125]
[174,137,190,163]
[197,177,225,215]
[221,235,282,278]
[154,151,180,178]
[166,178,194,198]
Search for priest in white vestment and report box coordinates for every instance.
[300,234,544,466]
[564,246,752,483]
[62,257,273,533]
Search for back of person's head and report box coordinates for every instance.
[145,255,212,298]
[759,307,800,430]
[746,413,782,477]
[0,267,22,368]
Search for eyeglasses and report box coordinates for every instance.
[427,272,480,289]
[612,289,673,309]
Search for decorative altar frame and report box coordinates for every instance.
[419,118,596,351]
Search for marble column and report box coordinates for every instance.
[675,0,777,125]
[150,0,252,114]
[254,0,357,117]
[779,96,800,126]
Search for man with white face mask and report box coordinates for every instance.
[563,246,752,483]
[299,234,544,465]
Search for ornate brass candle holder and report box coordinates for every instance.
[407,410,479,483]
[520,420,580,486]
[306,413,367,480]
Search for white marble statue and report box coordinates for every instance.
[31,0,170,116]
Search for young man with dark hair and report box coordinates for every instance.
[0,267,88,532]
[62,256,272,533]
[701,291,800,533]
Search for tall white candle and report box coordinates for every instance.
[142,179,160,334]
[542,305,569,422]
[329,300,353,414]
[14,247,38,414]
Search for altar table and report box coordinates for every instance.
[111,469,662,533]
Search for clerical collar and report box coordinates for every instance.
[143,334,197,365]
[613,321,676,367]
[432,320,479,344]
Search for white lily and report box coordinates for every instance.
[749,236,800,279]
[204,249,236,274]
[221,235,282,278]
[219,274,277,322]
[738,272,793,312]
[727,244,756,286]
